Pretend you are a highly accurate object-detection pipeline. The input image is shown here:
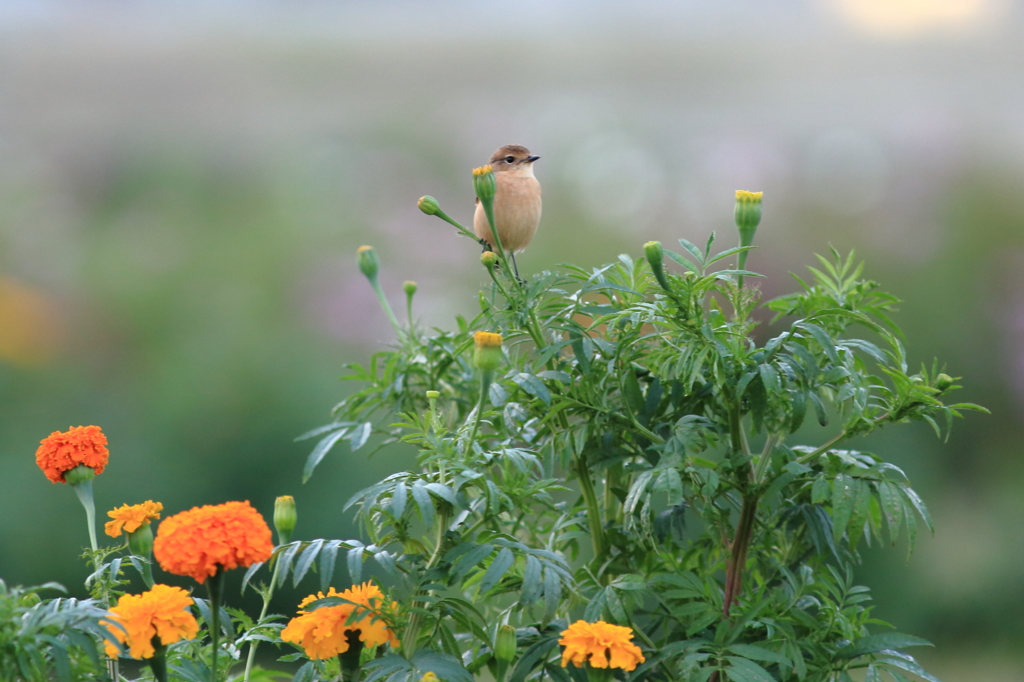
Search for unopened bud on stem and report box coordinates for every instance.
[734,190,763,282]
[644,241,671,291]
[495,624,517,662]
[481,251,498,268]
[417,196,440,216]
[473,331,503,372]
[274,495,297,545]
[357,245,380,281]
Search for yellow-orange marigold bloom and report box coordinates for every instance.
[281,581,399,660]
[102,584,199,659]
[105,500,163,538]
[153,501,273,584]
[559,620,645,672]
[35,425,109,484]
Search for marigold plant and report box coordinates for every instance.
[34,424,109,483]
[153,500,272,583]
[102,584,199,659]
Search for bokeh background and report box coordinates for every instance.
[2,1,1022,678]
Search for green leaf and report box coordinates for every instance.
[392,480,407,518]
[837,633,932,659]
[811,477,831,505]
[877,481,904,545]
[347,544,364,585]
[411,480,435,528]
[293,539,324,587]
[724,656,775,682]
[727,644,789,665]
[831,473,857,543]
[520,555,543,605]
[543,565,562,621]
[760,364,781,393]
[509,638,559,682]
[480,548,515,593]
[877,657,941,682]
[302,427,349,482]
[411,651,474,682]
[320,539,342,592]
[490,382,509,407]
[512,373,552,405]
[349,422,372,451]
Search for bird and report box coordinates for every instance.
[473,144,541,279]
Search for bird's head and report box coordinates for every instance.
[489,145,540,175]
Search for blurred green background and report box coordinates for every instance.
[1,1,1022,678]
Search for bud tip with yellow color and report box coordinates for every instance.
[473,331,503,372]
[274,495,297,545]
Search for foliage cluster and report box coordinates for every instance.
[3,190,983,682]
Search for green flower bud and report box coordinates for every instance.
[274,495,297,545]
[472,165,496,202]
[425,390,440,400]
[403,281,418,296]
[936,373,955,392]
[64,464,96,486]
[495,624,517,662]
[417,195,441,216]
[473,331,503,372]
[734,190,763,248]
[127,521,154,558]
[644,240,670,291]
[481,251,498,268]
[357,245,380,280]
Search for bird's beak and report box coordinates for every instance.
[525,155,540,163]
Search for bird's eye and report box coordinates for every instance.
[505,156,515,163]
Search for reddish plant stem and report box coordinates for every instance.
[723,495,759,617]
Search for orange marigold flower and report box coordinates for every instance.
[35,425,109,484]
[102,584,199,659]
[559,620,645,672]
[153,500,273,584]
[281,581,399,660]
[105,500,163,538]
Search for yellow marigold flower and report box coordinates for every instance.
[472,165,494,176]
[102,584,199,659]
[153,501,273,584]
[105,501,163,538]
[559,620,645,672]
[35,425,109,484]
[281,581,399,660]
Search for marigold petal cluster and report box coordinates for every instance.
[105,500,163,537]
[102,584,199,659]
[153,500,273,584]
[35,425,109,484]
[559,620,645,672]
[281,581,399,660]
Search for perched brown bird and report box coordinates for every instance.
[473,144,541,278]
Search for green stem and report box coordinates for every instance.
[206,569,226,682]
[795,411,890,466]
[468,371,492,446]
[576,453,607,559]
[140,560,155,589]
[433,209,478,242]
[403,507,451,656]
[149,642,169,682]
[71,479,99,554]
[243,558,285,682]
[369,278,404,341]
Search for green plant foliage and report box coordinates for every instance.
[0,580,111,682]
[273,223,984,682]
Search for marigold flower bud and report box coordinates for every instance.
[357,246,380,280]
[425,390,440,400]
[936,373,954,392]
[473,165,497,202]
[495,624,517,662]
[481,251,498,267]
[128,521,155,559]
[403,281,418,296]
[643,241,671,291]
[274,495,297,545]
[473,331,503,372]
[734,190,763,248]
[417,195,441,216]
[420,673,439,682]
